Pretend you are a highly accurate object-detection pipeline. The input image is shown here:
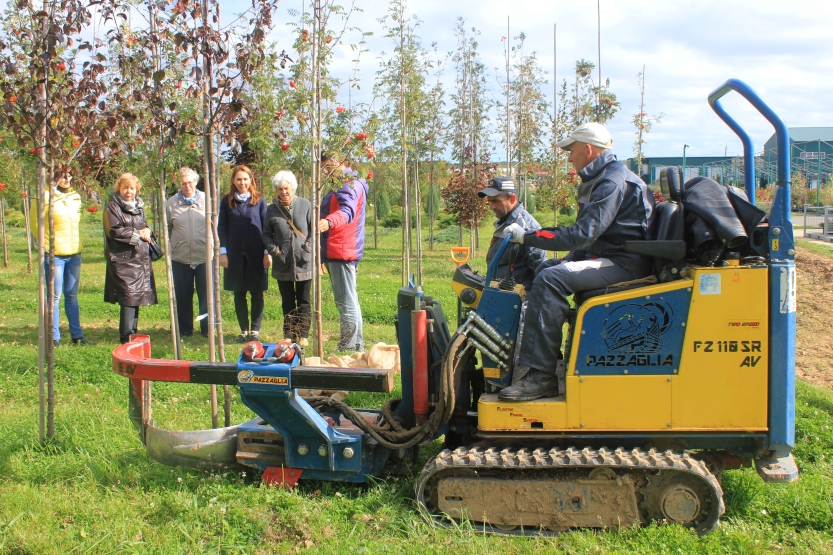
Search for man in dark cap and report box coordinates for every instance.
[479,176,546,291]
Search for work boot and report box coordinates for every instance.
[498,369,559,401]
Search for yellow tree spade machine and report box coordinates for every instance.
[113,80,798,534]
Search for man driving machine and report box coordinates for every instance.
[499,122,655,401]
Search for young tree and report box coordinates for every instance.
[502,33,549,211]
[632,66,662,179]
[446,19,491,253]
[375,0,431,285]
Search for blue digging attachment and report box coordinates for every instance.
[708,79,795,456]
[237,344,389,482]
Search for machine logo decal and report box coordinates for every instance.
[601,301,674,354]
[237,370,254,383]
[252,376,289,385]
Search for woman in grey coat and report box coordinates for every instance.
[262,170,312,345]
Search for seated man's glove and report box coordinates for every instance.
[504,222,525,244]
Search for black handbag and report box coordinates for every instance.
[148,232,164,262]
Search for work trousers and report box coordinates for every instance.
[44,253,83,341]
[119,305,140,344]
[325,261,364,352]
[171,261,210,337]
[277,279,311,341]
[519,258,646,374]
[233,291,264,334]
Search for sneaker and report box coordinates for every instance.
[53,339,61,348]
[497,369,559,401]
[249,331,260,341]
[235,333,247,343]
[298,337,309,347]
[72,336,96,346]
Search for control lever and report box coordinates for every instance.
[498,243,520,291]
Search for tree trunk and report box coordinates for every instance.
[1,197,8,267]
[201,0,219,429]
[311,2,324,358]
[209,129,230,426]
[47,160,56,438]
[160,168,181,361]
[23,172,32,274]
[37,149,46,444]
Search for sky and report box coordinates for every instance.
[241,0,833,162]
[6,0,830,162]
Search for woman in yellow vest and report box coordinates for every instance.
[32,174,94,347]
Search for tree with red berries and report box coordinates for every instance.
[0,0,132,442]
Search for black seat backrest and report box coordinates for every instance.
[623,167,687,282]
[659,165,685,203]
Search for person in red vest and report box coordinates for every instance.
[318,153,368,352]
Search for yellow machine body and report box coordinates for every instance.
[478,265,769,433]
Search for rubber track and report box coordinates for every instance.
[415,445,725,536]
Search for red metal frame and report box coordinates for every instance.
[412,310,429,425]
[262,466,304,488]
[113,334,194,383]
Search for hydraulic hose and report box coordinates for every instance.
[307,332,470,450]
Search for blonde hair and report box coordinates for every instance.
[271,170,298,194]
[178,167,199,184]
[114,173,141,193]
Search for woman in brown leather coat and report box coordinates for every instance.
[103,173,158,343]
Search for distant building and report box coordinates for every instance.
[762,127,833,188]
[626,156,736,185]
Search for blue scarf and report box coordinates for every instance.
[181,190,198,205]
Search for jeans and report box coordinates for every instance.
[277,279,311,340]
[119,305,139,344]
[171,261,210,336]
[233,291,264,334]
[326,261,363,352]
[44,253,83,341]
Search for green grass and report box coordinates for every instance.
[0,218,832,554]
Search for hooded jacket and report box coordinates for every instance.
[103,194,158,306]
[31,187,82,256]
[523,151,654,272]
[486,202,546,290]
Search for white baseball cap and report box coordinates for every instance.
[555,122,613,150]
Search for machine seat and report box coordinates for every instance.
[573,276,658,305]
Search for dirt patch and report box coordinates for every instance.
[795,246,833,388]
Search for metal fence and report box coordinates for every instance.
[802,205,833,237]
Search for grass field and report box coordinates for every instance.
[1,213,832,554]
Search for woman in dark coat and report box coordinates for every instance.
[262,170,313,345]
[218,165,271,342]
[103,173,158,344]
